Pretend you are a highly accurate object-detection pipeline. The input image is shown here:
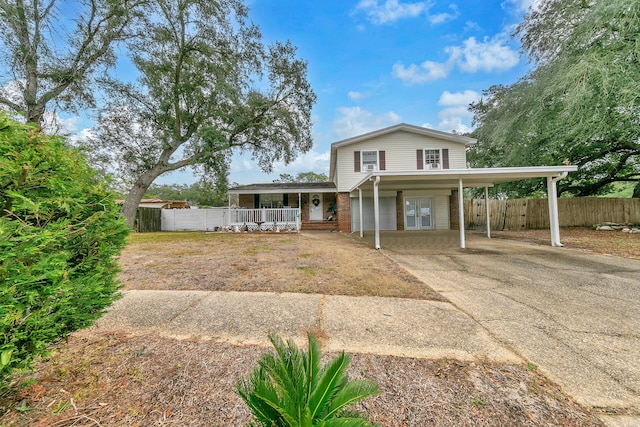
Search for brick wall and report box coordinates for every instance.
[450,190,459,230]
[337,192,351,232]
[396,191,404,230]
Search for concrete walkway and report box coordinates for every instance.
[96,231,640,426]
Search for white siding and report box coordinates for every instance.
[351,197,397,231]
[434,195,450,230]
[335,130,468,192]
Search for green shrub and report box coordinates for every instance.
[237,333,380,427]
[0,113,129,386]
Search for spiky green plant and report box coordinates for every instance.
[237,333,380,427]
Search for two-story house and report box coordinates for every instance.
[228,123,577,249]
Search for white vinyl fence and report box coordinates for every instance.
[161,208,301,232]
[161,208,227,231]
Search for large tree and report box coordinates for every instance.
[145,179,229,207]
[0,0,144,125]
[273,171,329,183]
[468,0,640,197]
[89,0,316,227]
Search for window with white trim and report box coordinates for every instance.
[424,149,441,169]
[259,194,283,208]
[361,150,378,171]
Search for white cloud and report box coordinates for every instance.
[348,91,371,101]
[446,35,520,73]
[231,157,257,173]
[332,106,401,140]
[464,21,481,32]
[439,106,473,119]
[392,60,453,83]
[438,89,480,107]
[272,149,331,174]
[353,0,432,24]
[502,0,541,13]
[429,4,460,24]
[422,119,470,134]
[421,121,434,129]
[393,34,520,83]
[435,116,473,134]
[430,90,481,133]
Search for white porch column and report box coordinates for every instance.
[358,188,363,238]
[298,193,302,231]
[547,176,563,247]
[485,186,491,239]
[373,176,381,250]
[458,178,465,249]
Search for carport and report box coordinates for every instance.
[350,166,578,250]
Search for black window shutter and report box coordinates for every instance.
[254,194,260,208]
[379,151,386,171]
[354,151,361,172]
[442,149,450,169]
[416,149,423,170]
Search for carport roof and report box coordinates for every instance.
[349,166,579,192]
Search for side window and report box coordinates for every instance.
[361,150,378,171]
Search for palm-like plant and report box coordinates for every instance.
[237,333,380,427]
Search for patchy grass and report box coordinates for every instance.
[117,231,444,301]
[491,227,640,260]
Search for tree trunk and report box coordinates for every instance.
[121,171,161,229]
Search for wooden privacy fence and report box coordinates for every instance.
[465,197,640,230]
[137,207,162,232]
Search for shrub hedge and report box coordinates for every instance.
[0,113,129,386]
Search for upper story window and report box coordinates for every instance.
[417,148,449,170]
[362,150,378,171]
[424,149,441,169]
[354,150,386,172]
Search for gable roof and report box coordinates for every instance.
[329,123,477,181]
[331,123,476,149]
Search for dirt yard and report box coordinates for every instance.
[3,228,633,426]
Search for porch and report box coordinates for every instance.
[227,208,301,232]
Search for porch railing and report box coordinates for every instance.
[227,207,301,231]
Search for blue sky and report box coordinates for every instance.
[60,0,538,186]
[219,0,538,185]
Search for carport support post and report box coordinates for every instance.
[485,186,491,239]
[458,178,465,249]
[358,188,363,238]
[547,176,563,247]
[373,176,381,250]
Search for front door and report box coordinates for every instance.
[309,194,324,221]
[405,197,433,230]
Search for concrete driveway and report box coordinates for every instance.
[374,231,640,425]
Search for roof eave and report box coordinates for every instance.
[348,166,578,192]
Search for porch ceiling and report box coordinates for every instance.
[349,166,578,192]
